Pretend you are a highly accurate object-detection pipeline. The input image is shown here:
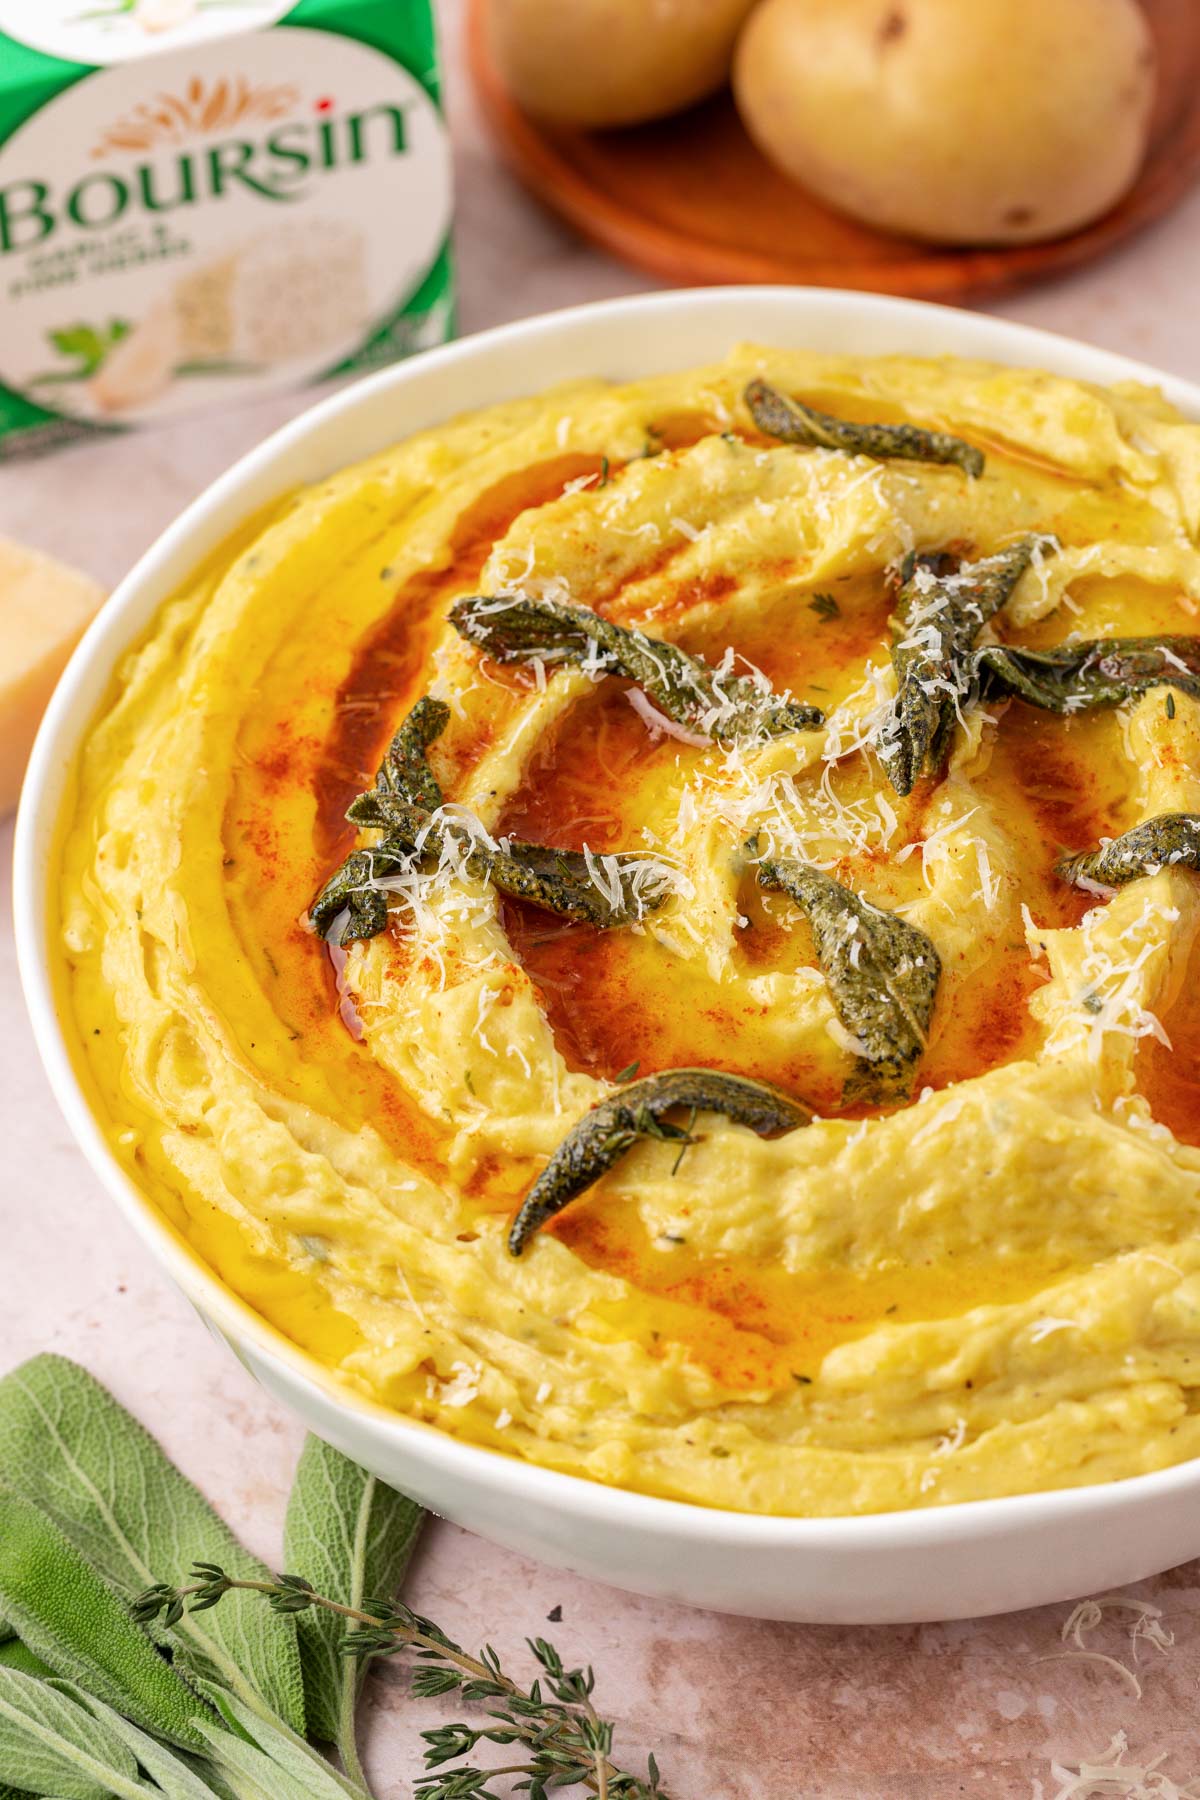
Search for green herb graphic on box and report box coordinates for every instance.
[31,318,130,384]
[30,314,262,399]
[0,0,454,457]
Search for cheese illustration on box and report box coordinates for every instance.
[90,221,371,412]
[0,0,453,456]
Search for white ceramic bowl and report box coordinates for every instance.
[17,288,1200,1624]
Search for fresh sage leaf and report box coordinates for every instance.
[0,1487,210,1751]
[509,1068,810,1254]
[283,1438,423,1777]
[879,537,1050,796]
[975,636,1200,712]
[0,1666,144,1800]
[744,378,984,477]
[0,1356,305,1736]
[196,1689,360,1800]
[451,592,823,741]
[1057,812,1200,890]
[0,1641,54,1681]
[72,1696,232,1800]
[310,698,674,945]
[752,843,941,1103]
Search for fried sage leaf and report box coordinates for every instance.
[310,700,671,945]
[1057,812,1200,890]
[752,845,941,1103]
[879,536,1049,797]
[451,592,822,741]
[744,378,984,477]
[508,1068,810,1255]
[976,636,1200,713]
[346,694,448,824]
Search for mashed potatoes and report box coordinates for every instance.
[56,347,1200,1514]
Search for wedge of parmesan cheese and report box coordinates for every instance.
[0,537,104,815]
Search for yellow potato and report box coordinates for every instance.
[733,0,1156,245]
[489,0,759,129]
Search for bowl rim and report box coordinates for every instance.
[18,282,1200,1550]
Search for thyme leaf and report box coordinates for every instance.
[450,593,823,741]
[508,1068,810,1255]
[751,842,941,1103]
[744,378,984,477]
[879,536,1051,796]
[975,636,1200,713]
[310,699,671,944]
[808,592,840,621]
[1056,812,1200,890]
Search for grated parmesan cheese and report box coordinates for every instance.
[1047,1731,1199,1799]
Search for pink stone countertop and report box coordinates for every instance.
[6,5,1200,1793]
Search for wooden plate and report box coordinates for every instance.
[467,0,1200,302]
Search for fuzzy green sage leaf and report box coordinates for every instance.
[0,1486,210,1752]
[451,592,823,741]
[283,1438,423,1786]
[196,1687,360,1800]
[752,844,941,1103]
[508,1068,810,1255]
[0,1666,146,1800]
[0,1355,306,1737]
[976,636,1200,713]
[879,536,1051,796]
[1056,812,1200,891]
[0,1640,53,1682]
[744,378,984,477]
[73,1691,232,1800]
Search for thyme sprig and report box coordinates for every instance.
[136,1567,669,1799]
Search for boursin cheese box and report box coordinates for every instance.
[0,0,454,456]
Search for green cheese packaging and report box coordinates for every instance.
[0,0,454,457]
